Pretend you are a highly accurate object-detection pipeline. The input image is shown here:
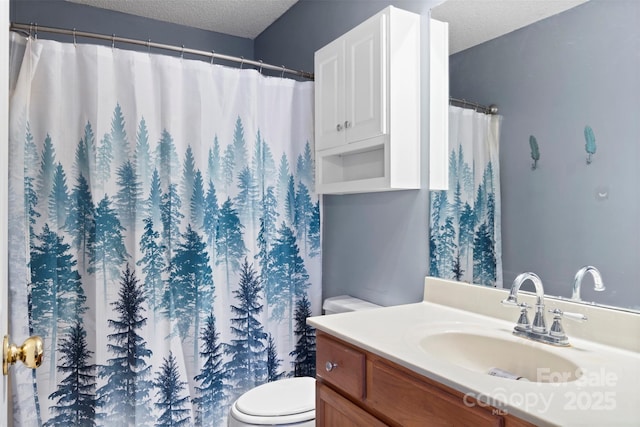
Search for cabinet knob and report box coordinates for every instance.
[344,120,351,129]
[336,123,343,132]
[325,361,338,372]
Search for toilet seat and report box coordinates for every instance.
[229,377,315,425]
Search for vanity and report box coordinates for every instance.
[308,277,640,426]
[315,331,533,426]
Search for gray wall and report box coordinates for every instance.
[449,0,640,309]
[10,0,253,62]
[256,0,442,307]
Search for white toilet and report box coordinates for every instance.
[228,295,381,426]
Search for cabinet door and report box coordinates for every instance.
[317,382,389,427]
[367,359,504,427]
[344,11,385,144]
[315,40,345,150]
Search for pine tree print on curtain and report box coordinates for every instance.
[193,314,229,426]
[44,321,96,427]
[96,264,153,425]
[8,35,319,426]
[290,295,316,378]
[154,352,191,427]
[225,259,267,400]
[429,106,502,287]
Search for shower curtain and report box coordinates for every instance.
[8,33,320,426]
[429,106,502,287]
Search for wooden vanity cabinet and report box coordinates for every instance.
[316,331,537,427]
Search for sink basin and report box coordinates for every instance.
[419,330,583,383]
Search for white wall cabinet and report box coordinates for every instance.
[314,6,421,194]
[315,10,385,151]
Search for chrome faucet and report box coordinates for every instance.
[572,266,605,301]
[502,272,547,334]
[502,272,587,347]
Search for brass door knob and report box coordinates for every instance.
[3,335,44,375]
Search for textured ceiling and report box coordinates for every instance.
[67,0,300,39]
[68,0,588,48]
[432,0,588,54]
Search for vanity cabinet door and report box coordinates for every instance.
[317,382,389,427]
[366,358,504,427]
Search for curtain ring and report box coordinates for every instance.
[258,60,263,74]
[240,56,244,69]
[29,23,33,39]
[181,45,184,59]
[34,23,38,40]
[73,28,77,46]
[147,39,151,54]
[112,34,115,48]
[211,50,215,65]
[281,65,285,78]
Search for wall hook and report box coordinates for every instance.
[529,135,540,170]
[584,125,597,164]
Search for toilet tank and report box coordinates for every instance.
[322,295,381,315]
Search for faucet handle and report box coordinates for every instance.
[501,299,531,330]
[501,295,531,332]
[548,308,585,341]
[548,308,588,322]
[501,296,520,307]
[515,302,531,330]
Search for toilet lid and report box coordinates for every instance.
[235,377,315,418]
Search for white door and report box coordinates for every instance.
[344,11,385,144]
[1,0,11,420]
[314,39,345,151]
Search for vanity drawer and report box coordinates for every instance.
[366,358,504,427]
[316,331,366,399]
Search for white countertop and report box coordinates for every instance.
[308,278,640,426]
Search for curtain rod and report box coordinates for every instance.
[10,22,315,80]
[449,97,498,115]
